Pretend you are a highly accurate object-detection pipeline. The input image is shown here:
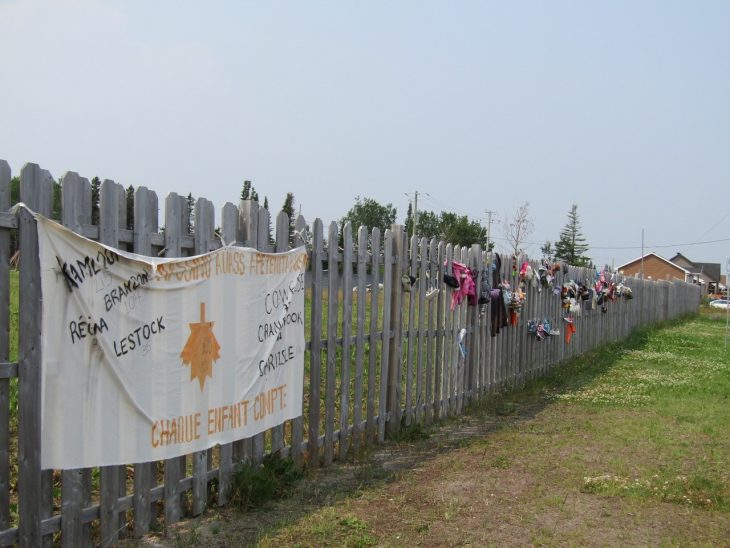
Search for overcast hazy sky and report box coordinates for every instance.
[1,1,728,271]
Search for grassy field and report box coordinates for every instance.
[142,307,730,546]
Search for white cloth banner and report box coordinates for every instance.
[37,214,307,469]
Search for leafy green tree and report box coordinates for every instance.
[415,210,442,240]
[341,196,397,235]
[554,204,590,266]
[439,212,486,248]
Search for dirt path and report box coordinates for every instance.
[125,393,730,546]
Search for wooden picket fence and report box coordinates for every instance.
[0,159,700,546]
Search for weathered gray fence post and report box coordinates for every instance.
[59,171,94,547]
[18,163,53,547]
[216,201,238,507]
[272,210,291,456]
[385,225,406,438]
[324,221,339,466]
[131,185,158,537]
[163,192,185,527]
[339,221,354,460]
[308,219,324,464]
[99,179,128,546]
[0,161,11,534]
[290,214,307,466]
[192,197,215,518]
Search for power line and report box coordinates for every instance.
[487,235,730,250]
[418,194,482,219]
[588,237,730,250]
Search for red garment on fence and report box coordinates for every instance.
[449,260,476,310]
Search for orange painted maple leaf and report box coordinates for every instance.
[180,303,221,390]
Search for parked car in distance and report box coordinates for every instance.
[709,299,730,309]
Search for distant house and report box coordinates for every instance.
[617,253,691,283]
[669,253,721,295]
[616,252,721,295]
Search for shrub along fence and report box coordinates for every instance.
[0,159,700,546]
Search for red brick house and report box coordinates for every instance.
[617,252,721,296]
[617,253,690,283]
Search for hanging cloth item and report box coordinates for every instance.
[449,260,476,310]
[564,315,577,344]
[490,288,508,336]
[457,328,467,358]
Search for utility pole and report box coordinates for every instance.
[413,190,419,239]
[405,191,428,238]
[640,228,645,279]
[484,210,495,250]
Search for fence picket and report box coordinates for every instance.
[290,214,307,466]
[324,221,339,465]
[379,229,393,442]
[415,237,428,421]
[18,162,54,547]
[191,198,215,517]
[308,219,324,465]
[404,234,418,425]
[339,222,354,460]
[0,162,9,533]
[434,242,445,418]
[353,226,368,453]
[58,172,94,547]
[272,210,290,456]
[163,193,185,526]
[366,228,381,441]
[132,186,158,537]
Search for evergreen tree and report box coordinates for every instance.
[540,241,554,261]
[251,188,259,202]
[282,192,295,244]
[10,176,19,205]
[263,196,274,245]
[554,204,590,266]
[126,185,135,230]
[51,179,62,221]
[91,176,101,225]
[404,202,413,236]
[240,180,251,201]
[187,193,195,233]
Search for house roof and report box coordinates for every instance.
[669,252,694,266]
[616,252,691,275]
[669,254,721,282]
[694,262,721,282]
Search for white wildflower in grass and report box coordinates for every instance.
[581,472,722,508]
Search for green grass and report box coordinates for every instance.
[247,311,730,546]
[520,311,730,511]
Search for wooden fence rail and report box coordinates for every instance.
[0,159,701,546]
